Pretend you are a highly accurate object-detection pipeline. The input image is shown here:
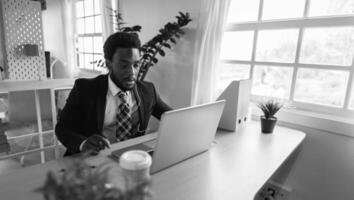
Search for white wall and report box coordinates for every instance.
[0,2,5,76]
[121,0,201,109]
[0,23,3,69]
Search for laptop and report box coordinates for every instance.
[112,100,226,174]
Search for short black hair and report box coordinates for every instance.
[103,32,141,61]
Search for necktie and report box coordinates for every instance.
[116,91,132,141]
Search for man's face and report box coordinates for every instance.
[107,48,140,91]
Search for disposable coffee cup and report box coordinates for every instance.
[119,150,152,190]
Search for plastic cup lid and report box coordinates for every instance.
[119,150,152,170]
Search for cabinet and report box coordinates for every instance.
[0,79,74,167]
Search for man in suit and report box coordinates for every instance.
[55,32,172,156]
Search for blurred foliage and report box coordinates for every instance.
[35,156,152,200]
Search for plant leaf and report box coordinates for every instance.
[132,25,142,32]
[152,57,158,63]
[170,37,176,44]
[158,49,165,56]
[162,43,171,48]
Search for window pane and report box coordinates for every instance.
[308,0,354,17]
[83,37,93,53]
[256,29,298,63]
[76,18,85,34]
[84,54,94,70]
[262,0,306,20]
[227,0,259,23]
[94,0,100,15]
[300,27,354,66]
[93,36,103,53]
[85,17,95,34]
[78,37,84,52]
[7,132,39,154]
[350,80,354,110]
[218,63,250,90]
[75,1,84,18]
[84,0,94,16]
[94,16,102,33]
[43,132,54,147]
[77,53,84,69]
[294,68,349,107]
[220,31,254,60]
[252,65,293,99]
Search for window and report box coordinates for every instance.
[75,0,104,71]
[219,0,354,116]
[350,80,354,110]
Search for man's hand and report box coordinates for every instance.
[81,135,110,155]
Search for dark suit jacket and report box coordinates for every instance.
[55,74,172,156]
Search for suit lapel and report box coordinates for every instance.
[133,83,145,128]
[96,75,108,133]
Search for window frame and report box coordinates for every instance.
[221,0,354,118]
[74,0,104,72]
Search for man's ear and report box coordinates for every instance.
[105,59,112,71]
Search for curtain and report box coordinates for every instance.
[59,0,75,77]
[190,0,231,105]
[101,0,115,40]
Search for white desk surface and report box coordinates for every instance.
[0,121,305,200]
[0,78,74,92]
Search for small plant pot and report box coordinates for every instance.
[260,116,277,134]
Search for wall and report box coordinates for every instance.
[0,1,5,78]
[269,122,354,200]
[121,0,202,109]
[0,4,3,71]
[0,18,3,75]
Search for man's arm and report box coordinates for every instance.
[55,80,87,154]
[151,84,172,120]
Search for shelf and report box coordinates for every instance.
[0,79,75,93]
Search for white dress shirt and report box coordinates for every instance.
[104,76,133,126]
[80,76,134,150]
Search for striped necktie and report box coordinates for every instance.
[115,91,132,141]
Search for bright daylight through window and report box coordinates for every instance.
[220,0,354,115]
[75,0,104,71]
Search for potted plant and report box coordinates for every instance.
[93,10,192,81]
[257,99,283,134]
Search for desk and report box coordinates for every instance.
[0,121,305,200]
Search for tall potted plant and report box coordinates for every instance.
[93,9,192,81]
[257,99,283,134]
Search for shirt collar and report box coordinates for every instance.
[108,75,124,96]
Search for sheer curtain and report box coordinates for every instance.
[101,0,115,40]
[59,0,75,77]
[59,0,115,76]
[190,0,231,105]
